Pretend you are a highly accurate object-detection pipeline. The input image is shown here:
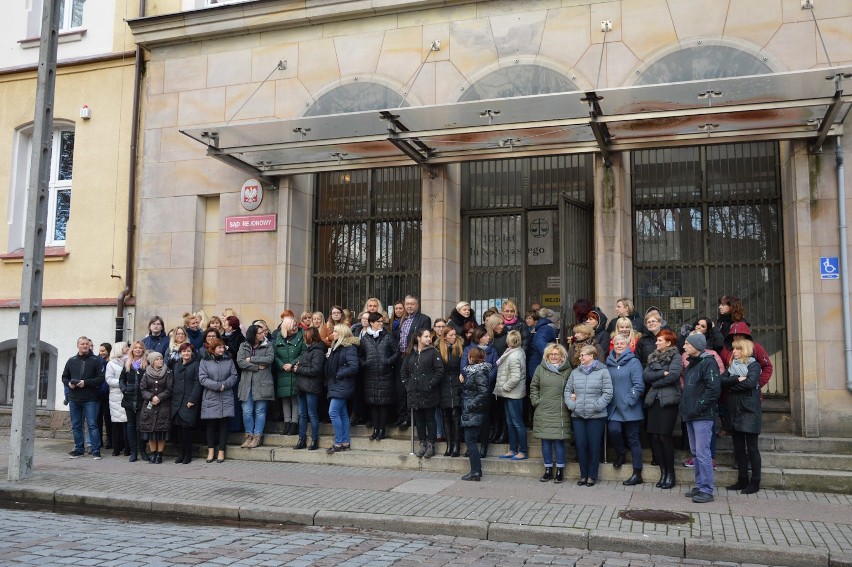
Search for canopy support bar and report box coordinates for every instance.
[583,92,613,168]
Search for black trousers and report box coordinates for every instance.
[370,404,390,431]
[412,407,437,442]
[206,418,229,451]
[732,431,761,480]
[464,426,481,474]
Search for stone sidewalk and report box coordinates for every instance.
[1,437,851,567]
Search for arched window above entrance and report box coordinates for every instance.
[459,65,578,102]
[304,82,407,116]
[636,45,772,86]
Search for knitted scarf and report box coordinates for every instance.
[647,345,678,367]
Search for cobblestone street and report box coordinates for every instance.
[0,507,769,567]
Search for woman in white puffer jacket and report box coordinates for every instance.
[105,342,129,456]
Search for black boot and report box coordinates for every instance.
[377,428,386,440]
[155,452,163,464]
[442,416,453,456]
[741,479,760,495]
[308,438,319,450]
[461,471,481,482]
[623,468,643,486]
[174,451,186,464]
[661,470,675,489]
[494,423,508,445]
[727,476,749,491]
[554,467,564,484]
[370,428,379,441]
[139,448,150,463]
[655,466,665,488]
[612,453,626,469]
[480,443,488,459]
[294,437,307,450]
[540,467,553,482]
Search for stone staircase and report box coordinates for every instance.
[214,421,852,494]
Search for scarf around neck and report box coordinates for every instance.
[145,363,166,380]
[579,359,603,375]
[647,345,678,366]
[728,357,755,378]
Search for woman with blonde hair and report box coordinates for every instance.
[166,326,189,368]
[183,312,204,351]
[119,340,148,462]
[495,330,527,460]
[325,324,360,453]
[721,337,763,494]
[531,343,572,483]
[311,311,332,345]
[105,342,129,456]
[608,316,640,355]
[438,326,464,456]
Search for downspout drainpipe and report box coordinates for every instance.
[116,0,146,342]
[837,136,852,392]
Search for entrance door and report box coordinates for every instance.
[560,195,594,337]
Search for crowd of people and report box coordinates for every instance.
[61,294,772,501]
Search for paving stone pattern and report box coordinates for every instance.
[0,507,768,567]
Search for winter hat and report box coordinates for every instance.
[685,333,707,352]
[456,301,470,312]
[147,351,163,365]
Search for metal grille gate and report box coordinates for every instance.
[631,142,787,396]
[462,155,593,321]
[313,166,422,312]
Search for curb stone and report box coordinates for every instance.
[54,489,153,513]
[151,497,240,520]
[238,504,316,526]
[488,523,589,549]
[829,552,852,567]
[314,510,489,539]
[589,530,685,557]
[685,537,829,567]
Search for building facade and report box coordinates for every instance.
[0,1,139,410]
[128,0,852,436]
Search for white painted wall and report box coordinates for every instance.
[0,0,119,70]
[0,305,135,411]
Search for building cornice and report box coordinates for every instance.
[127,0,478,48]
[0,51,136,78]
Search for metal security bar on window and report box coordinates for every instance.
[314,166,421,313]
[631,142,787,396]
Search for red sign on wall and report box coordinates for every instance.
[225,214,277,234]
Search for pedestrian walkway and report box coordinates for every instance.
[1,437,851,567]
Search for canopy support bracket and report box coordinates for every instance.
[380,110,436,178]
[810,75,848,154]
[582,91,613,167]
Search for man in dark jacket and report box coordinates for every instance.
[680,333,721,503]
[391,295,432,427]
[62,337,106,459]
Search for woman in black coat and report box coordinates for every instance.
[438,326,464,457]
[139,352,174,464]
[293,327,326,450]
[401,328,444,459]
[359,311,399,441]
[721,337,763,495]
[460,347,490,481]
[119,340,148,463]
[325,324,360,454]
[170,343,202,464]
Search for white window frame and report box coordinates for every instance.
[205,0,254,6]
[6,125,75,251]
[58,0,86,31]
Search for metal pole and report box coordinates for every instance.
[8,0,60,482]
[836,136,852,393]
[409,407,415,455]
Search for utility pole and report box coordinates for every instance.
[9,0,60,482]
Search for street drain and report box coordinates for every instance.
[618,509,692,524]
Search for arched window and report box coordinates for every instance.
[304,83,407,116]
[459,65,578,102]
[0,340,58,408]
[636,45,772,86]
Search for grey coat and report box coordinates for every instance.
[494,348,526,399]
[643,347,683,408]
[236,339,275,402]
[199,352,239,419]
[565,362,613,420]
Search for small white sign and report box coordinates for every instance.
[528,210,553,265]
[240,179,263,211]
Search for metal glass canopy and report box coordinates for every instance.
[182,66,851,180]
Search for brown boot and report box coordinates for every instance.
[248,434,262,448]
[240,434,252,449]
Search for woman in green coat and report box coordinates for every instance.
[273,315,304,436]
[530,343,572,484]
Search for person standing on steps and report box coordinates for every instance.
[401,328,444,459]
[531,344,573,484]
[460,347,491,481]
[170,343,202,464]
[438,326,464,457]
[359,311,399,442]
[643,329,683,489]
[605,334,645,486]
[681,333,721,503]
[273,314,304,436]
[495,330,527,460]
[199,338,239,464]
[293,327,326,451]
[393,295,432,428]
[721,337,763,495]
[237,324,275,449]
[325,324,360,454]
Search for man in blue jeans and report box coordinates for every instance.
[62,337,105,459]
[680,333,721,503]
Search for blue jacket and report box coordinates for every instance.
[143,333,170,358]
[325,339,360,400]
[463,343,497,387]
[605,349,645,422]
[528,318,557,379]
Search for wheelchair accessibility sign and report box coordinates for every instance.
[820,257,839,280]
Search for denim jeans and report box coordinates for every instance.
[298,392,319,439]
[504,398,527,454]
[329,398,350,445]
[607,419,643,470]
[573,417,606,480]
[687,419,715,495]
[241,390,268,436]
[540,439,566,468]
[69,399,101,454]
